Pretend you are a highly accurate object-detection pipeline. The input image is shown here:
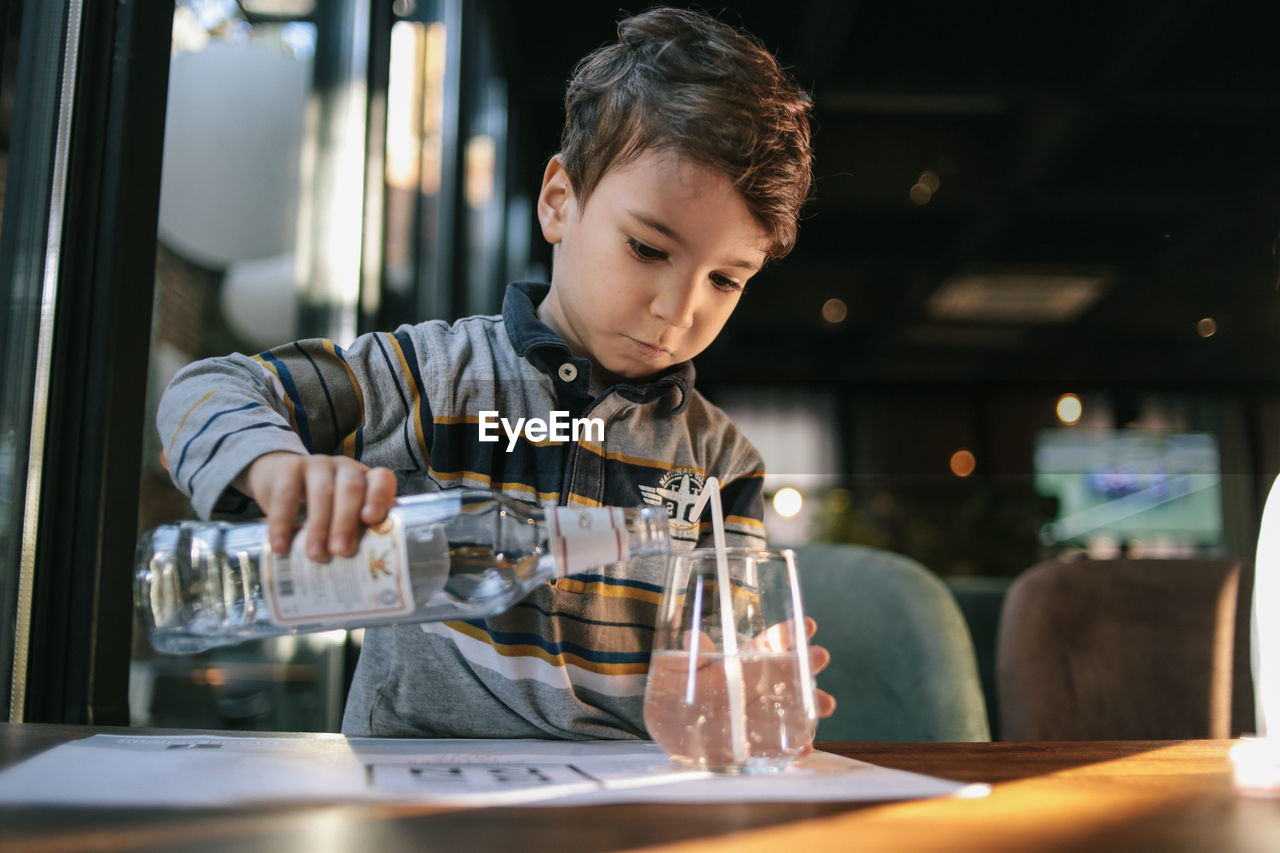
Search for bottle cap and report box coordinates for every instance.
[543,503,627,576]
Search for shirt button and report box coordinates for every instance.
[558,363,578,382]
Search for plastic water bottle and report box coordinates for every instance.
[135,490,671,653]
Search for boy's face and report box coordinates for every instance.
[536,149,768,386]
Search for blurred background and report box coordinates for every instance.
[2,0,1278,733]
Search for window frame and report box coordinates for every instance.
[0,0,173,723]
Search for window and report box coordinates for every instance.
[130,0,527,732]
[1,0,172,722]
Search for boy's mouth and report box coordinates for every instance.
[626,336,670,359]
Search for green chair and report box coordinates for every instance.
[793,542,991,742]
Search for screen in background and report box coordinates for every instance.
[1034,428,1223,549]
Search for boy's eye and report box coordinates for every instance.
[711,273,742,293]
[627,237,742,293]
[627,237,667,262]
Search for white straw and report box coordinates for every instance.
[704,478,748,768]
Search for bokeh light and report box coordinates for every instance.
[1056,393,1083,425]
[909,169,940,205]
[772,488,804,518]
[949,449,976,478]
[821,297,848,324]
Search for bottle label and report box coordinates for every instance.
[263,513,415,625]
[545,505,628,576]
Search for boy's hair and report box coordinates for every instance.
[558,6,813,260]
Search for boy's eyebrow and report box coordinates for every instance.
[626,209,762,272]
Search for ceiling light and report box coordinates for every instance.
[927,269,1110,324]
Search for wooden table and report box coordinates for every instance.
[1,724,1277,851]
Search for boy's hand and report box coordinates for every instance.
[236,451,398,560]
[804,617,836,755]
[648,616,836,762]
[807,617,837,719]
[745,616,836,721]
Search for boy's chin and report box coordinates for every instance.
[598,363,664,386]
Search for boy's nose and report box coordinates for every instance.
[651,278,698,329]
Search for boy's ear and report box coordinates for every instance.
[537,156,573,245]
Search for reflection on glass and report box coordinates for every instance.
[385,21,423,193]
[422,21,447,196]
[381,18,447,315]
[465,134,495,209]
[132,0,362,734]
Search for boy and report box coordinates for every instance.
[159,6,833,738]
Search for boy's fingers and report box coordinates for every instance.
[816,688,837,718]
[265,465,303,555]
[754,622,786,652]
[805,616,818,638]
[809,643,831,675]
[360,467,398,525]
[810,643,835,717]
[751,619,812,653]
[329,462,369,557]
[680,630,716,653]
[303,458,336,562]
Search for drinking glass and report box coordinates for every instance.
[643,548,818,774]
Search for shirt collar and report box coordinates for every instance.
[502,281,695,414]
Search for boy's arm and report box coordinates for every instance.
[158,334,426,557]
[158,351,312,521]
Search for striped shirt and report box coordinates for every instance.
[157,281,767,738]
